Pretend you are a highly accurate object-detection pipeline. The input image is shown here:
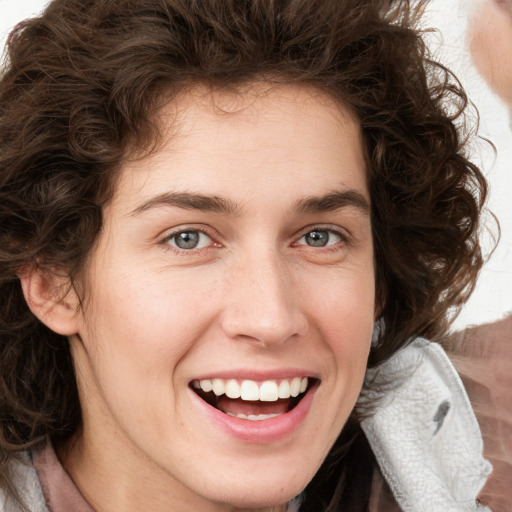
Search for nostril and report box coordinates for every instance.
[220,303,308,347]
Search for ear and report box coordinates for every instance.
[18,265,81,336]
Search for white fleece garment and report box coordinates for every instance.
[0,452,46,512]
[361,338,493,512]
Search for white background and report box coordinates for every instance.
[1,0,511,331]
[0,0,50,50]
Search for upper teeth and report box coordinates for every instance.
[193,377,309,401]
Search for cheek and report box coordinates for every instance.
[76,271,214,410]
[316,267,375,327]
[308,267,375,374]
[88,266,218,347]
[308,278,374,446]
[75,278,201,441]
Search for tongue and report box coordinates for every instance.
[217,397,291,416]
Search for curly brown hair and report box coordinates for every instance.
[0,0,487,509]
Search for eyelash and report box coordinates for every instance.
[294,226,349,251]
[159,227,219,254]
[159,225,349,255]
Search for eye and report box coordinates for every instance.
[165,230,213,250]
[298,229,342,248]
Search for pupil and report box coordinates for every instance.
[175,231,199,249]
[306,230,328,247]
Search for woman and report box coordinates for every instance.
[468,0,512,108]
[439,3,512,511]
[0,0,491,510]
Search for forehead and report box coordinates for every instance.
[171,82,361,149]
[114,83,368,210]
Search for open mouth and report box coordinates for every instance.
[190,377,317,421]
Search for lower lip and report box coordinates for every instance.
[189,383,319,444]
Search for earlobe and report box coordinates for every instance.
[18,265,81,336]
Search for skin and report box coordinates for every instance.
[468,0,512,105]
[23,85,376,511]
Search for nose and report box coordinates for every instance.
[220,251,308,347]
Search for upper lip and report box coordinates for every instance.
[189,369,319,383]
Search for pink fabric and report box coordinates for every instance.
[32,440,95,512]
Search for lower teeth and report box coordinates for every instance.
[225,412,282,421]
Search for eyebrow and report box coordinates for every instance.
[292,190,370,215]
[129,192,242,217]
[129,189,370,217]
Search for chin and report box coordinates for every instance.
[215,486,301,510]
[195,466,312,510]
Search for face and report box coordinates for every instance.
[469,0,512,105]
[65,85,375,511]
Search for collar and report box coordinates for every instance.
[360,338,492,512]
